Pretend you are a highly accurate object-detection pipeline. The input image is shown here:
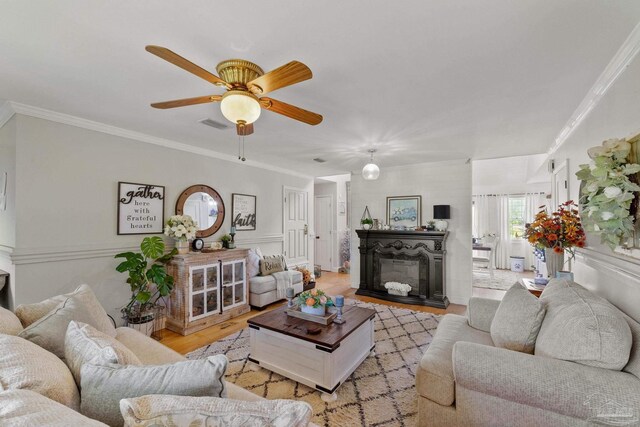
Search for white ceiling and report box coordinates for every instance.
[2,1,640,176]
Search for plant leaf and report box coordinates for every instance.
[141,236,165,259]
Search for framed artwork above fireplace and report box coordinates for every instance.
[387,195,422,228]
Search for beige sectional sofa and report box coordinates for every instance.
[0,285,317,426]
[249,269,303,308]
[417,279,640,426]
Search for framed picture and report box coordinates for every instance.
[232,193,257,231]
[387,195,422,228]
[117,182,165,235]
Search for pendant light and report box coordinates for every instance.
[362,149,380,180]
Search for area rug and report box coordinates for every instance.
[472,268,528,291]
[187,300,441,427]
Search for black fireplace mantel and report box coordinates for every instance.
[355,229,449,308]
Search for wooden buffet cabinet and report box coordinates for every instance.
[165,249,250,335]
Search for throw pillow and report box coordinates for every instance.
[80,355,228,427]
[247,247,262,278]
[260,255,286,276]
[15,284,116,337]
[0,389,106,427]
[536,282,632,370]
[19,296,98,359]
[120,395,313,427]
[490,282,546,354]
[0,306,23,336]
[64,321,142,386]
[0,334,80,410]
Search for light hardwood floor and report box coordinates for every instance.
[160,271,467,355]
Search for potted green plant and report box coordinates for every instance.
[115,236,177,336]
[220,234,232,249]
[361,218,373,230]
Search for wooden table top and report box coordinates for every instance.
[248,305,376,350]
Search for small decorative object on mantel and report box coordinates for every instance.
[117,182,165,235]
[361,206,373,230]
[232,193,257,231]
[115,236,177,338]
[191,238,204,252]
[387,195,422,229]
[384,282,412,297]
[228,224,237,249]
[164,215,198,254]
[524,201,586,278]
[576,137,640,250]
[426,220,436,231]
[219,234,232,249]
[434,205,450,231]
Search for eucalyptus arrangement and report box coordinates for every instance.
[576,138,640,250]
[115,236,177,324]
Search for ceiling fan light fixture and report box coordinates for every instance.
[362,149,380,180]
[220,90,261,125]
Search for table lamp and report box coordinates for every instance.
[433,205,450,231]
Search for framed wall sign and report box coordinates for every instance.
[232,193,257,231]
[387,195,422,229]
[118,182,165,235]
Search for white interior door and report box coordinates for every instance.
[552,159,569,209]
[315,195,332,271]
[284,187,308,265]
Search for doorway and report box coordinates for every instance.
[315,195,333,271]
[283,186,309,266]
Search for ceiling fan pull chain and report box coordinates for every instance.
[238,135,241,160]
[241,135,246,162]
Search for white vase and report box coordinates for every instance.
[301,305,326,316]
[544,248,565,279]
[435,220,448,231]
[175,240,189,255]
[362,223,372,230]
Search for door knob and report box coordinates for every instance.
[316,236,320,239]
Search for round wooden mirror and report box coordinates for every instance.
[175,185,225,238]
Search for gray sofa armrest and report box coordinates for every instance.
[466,297,500,332]
[453,341,640,421]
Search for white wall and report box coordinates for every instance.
[6,114,314,320]
[472,154,550,195]
[0,115,16,307]
[547,48,640,321]
[350,160,472,305]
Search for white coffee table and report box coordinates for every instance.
[247,305,376,402]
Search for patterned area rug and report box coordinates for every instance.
[472,267,527,291]
[187,300,441,427]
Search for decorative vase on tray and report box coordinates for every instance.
[297,289,333,316]
[164,215,198,255]
[524,201,585,279]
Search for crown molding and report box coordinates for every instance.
[0,102,16,130]
[7,101,313,180]
[548,22,640,156]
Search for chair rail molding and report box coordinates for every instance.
[548,21,640,156]
[5,101,313,180]
[576,247,640,282]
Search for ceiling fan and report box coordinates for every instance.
[145,45,323,136]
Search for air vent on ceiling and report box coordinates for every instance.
[198,118,229,130]
[313,158,327,163]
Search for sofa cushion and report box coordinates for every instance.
[247,247,262,278]
[249,275,277,294]
[259,255,286,276]
[64,321,142,386]
[536,282,632,371]
[0,389,107,427]
[115,326,184,365]
[81,355,228,426]
[0,307,23,336]
[416,314,493,406]
[623,314,640,379]
[490,282,546,354]
[0,334,80,410]
[120,395,313,427]
[19,296,98,359]
[15,284,116,337]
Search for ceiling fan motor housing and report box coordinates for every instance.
[216,59,264,89]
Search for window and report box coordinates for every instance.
[508,196,525,239]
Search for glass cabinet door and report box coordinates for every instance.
[221,260,246,310]
[190,264,219,321]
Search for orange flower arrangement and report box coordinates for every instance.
[524,201,586,257]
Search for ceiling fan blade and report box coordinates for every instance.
[151,95,222,109]
[237,122,254,136]
[260,97,322,125]
[247,61,312,95]
[145,45,230,89]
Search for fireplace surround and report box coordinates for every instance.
[355,229,449,308]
